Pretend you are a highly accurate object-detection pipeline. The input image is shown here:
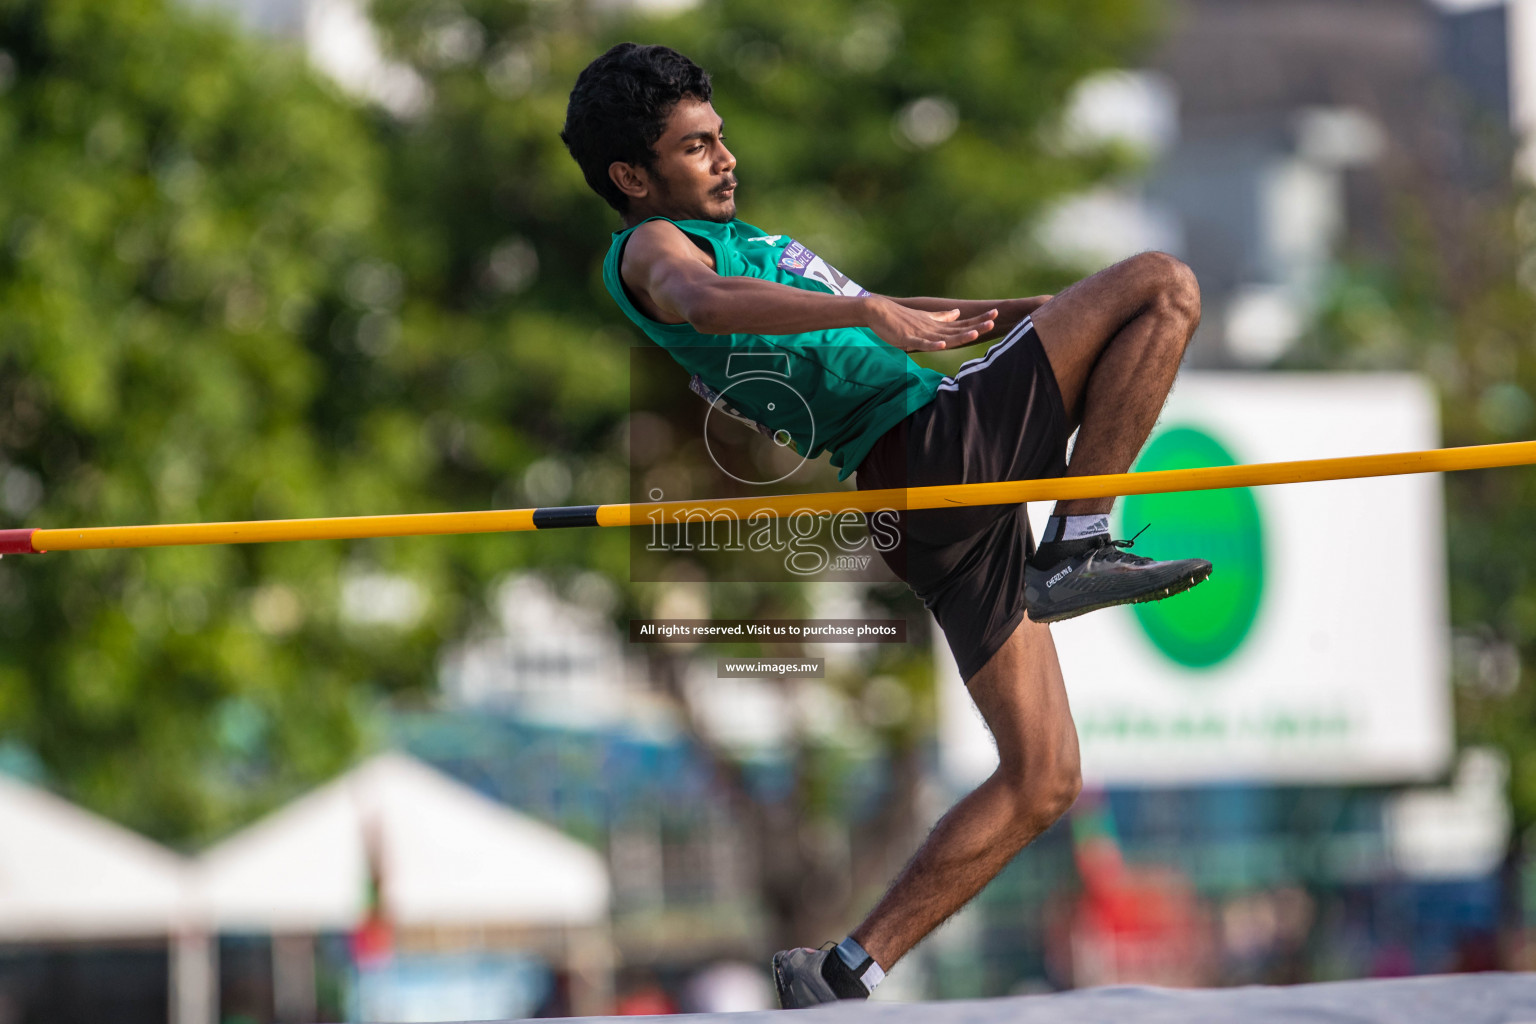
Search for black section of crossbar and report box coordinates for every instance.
[531,505,601,529]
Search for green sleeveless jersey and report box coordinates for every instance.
[603,217,943,481]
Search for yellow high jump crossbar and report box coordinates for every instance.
[3,439,1534,556]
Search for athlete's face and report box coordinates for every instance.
[614,97,737,224]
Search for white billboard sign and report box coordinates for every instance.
[938,373,1453,786]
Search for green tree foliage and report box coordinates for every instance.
[655,0,1155,301]
[0,0,458,843]
[0,0,1162,889]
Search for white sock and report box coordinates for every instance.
[1042,513,1111,544]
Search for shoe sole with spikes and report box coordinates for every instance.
[1025,545,1213,624]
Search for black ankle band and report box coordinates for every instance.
[820,950,871,1000]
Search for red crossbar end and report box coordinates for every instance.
[0,529,40,555]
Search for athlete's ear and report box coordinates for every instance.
[609,161,650,202]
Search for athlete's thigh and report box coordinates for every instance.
[1028,252,1171,424]
[964,616,1079,777]
[925,317,1069,486]
[908,330,1067,549]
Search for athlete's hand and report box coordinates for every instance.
[864,296,996,352]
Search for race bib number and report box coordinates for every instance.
[776,240,869,299]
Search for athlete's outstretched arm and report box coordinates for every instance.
[622,220,995,352]
[887,295,1054,346]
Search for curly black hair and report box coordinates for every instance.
[561,43,713,213]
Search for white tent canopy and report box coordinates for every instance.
[193,751,610,932]
[0,772,191,940]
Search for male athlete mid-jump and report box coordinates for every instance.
[562,43,1211,1008]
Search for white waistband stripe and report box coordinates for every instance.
[936,316,1033,393]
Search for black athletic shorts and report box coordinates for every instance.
[856,316,1070,683]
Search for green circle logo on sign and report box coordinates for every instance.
[1119,425,1265,669]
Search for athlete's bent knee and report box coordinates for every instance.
[1140,251,1201,330]
[1038,759,1083,825]
[999,748,1082,838]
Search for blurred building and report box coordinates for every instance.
[1049,0,1536,366]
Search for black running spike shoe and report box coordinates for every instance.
[1024,533,1212,624]
[772,946,868,1009]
